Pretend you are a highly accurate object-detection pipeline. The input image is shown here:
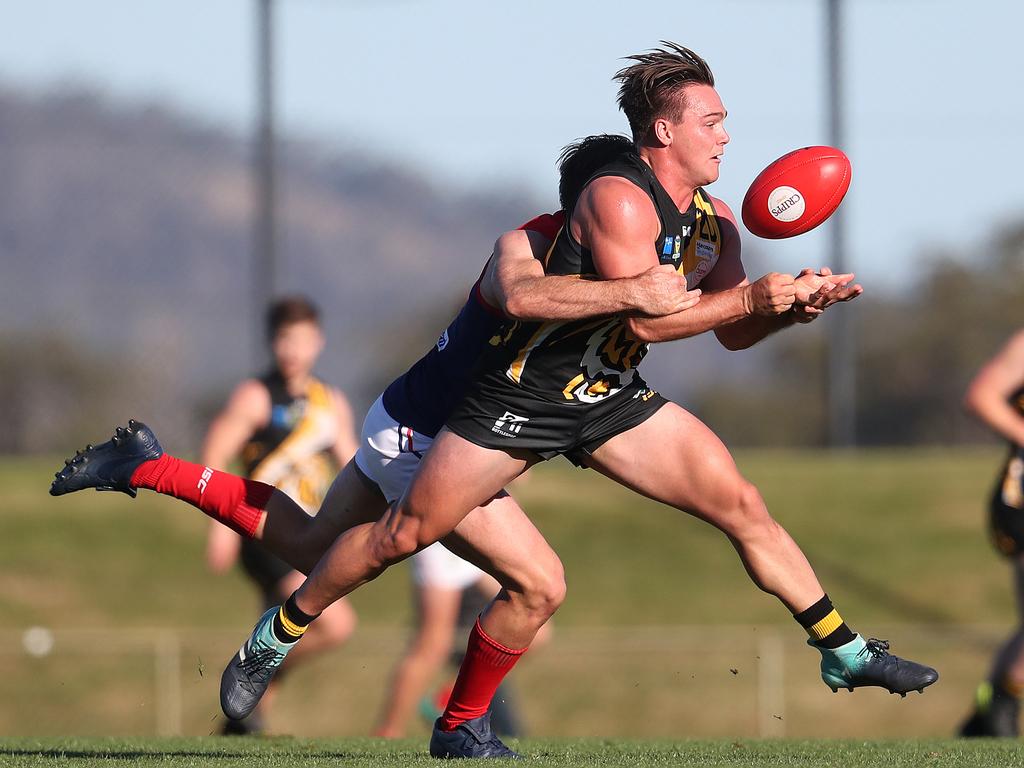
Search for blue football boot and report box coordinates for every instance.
[49,420,163,498]
[814,635,938,696]
[220,607,296,721]
[429,713,521,759]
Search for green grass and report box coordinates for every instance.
[2,737,1024,767]
[0,448,1018,740]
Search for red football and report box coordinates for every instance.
[740,146,852,239]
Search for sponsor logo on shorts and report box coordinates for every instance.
[436,329,449,351]
[492,411,529,438]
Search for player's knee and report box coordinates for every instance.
[368,520,421,569]
[721,481,775,538]
[521,560,566,621]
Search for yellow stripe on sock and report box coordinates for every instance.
[278,607,308,639]
[808,609,843,641]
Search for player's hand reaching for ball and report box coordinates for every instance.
[812,266,863,307]
[746,272,796,315]
[630,264,701,317]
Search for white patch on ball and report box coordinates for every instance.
[767,186,805,223]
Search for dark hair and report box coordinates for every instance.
[557,134,635,211]
[614,41,715,141]
[266,295,320,340]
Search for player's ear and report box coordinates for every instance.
[652,118,672,148]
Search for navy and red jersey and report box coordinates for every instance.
[381,212,564,437]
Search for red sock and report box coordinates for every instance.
[439,619,527,731]
[130,455,273,537]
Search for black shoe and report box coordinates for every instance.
[815,636,939,696]
[429,714,521,759]
[220,608,293,721]
[49,420,163,498]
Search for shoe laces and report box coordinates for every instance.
[859,638,891,660]
[239,642,284,681]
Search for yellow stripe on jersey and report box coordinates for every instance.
[683,190,721,277]
[249,376,338,509]
[508,322,563,384]
[542,225,564,271]
[562,374,585,400]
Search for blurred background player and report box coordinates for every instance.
[204,295,358,734]
[960,329,1024,738]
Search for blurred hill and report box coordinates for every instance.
[2,83,1024,452]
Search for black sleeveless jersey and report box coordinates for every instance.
[482,152,724,405]
[241,370,338,512]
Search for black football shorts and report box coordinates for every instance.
[445,373,667,467]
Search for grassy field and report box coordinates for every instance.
[2,737,1024,767]
[1,447,1019,742]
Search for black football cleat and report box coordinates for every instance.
[814,635,939,695]
[49,419,163,498]
[958,683,1020,738]
[429,713,521,759]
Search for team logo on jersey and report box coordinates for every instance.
[662,236,674,256]
[492,411,529,438]
[436,329,450,351]
[271,401,305,428]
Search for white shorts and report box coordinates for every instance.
[354,395,484,591]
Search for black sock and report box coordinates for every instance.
[271,592,320,643]
[793,594,856,649]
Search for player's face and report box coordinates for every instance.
[271,320,324,380]
[667,84,730,187]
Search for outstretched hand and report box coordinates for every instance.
[788,267,863,323]
[805,266,863,309]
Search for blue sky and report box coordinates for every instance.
[3,0,1022,285]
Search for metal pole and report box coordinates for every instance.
[826,0,855,446]
[254,0,277,361]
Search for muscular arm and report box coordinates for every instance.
[578,180,795,349]
[965,330,1024,446]
[478,228,698,322]
[202,380,271,573]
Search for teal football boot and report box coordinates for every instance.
[220,607,297,721]
[813,635,938,696]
